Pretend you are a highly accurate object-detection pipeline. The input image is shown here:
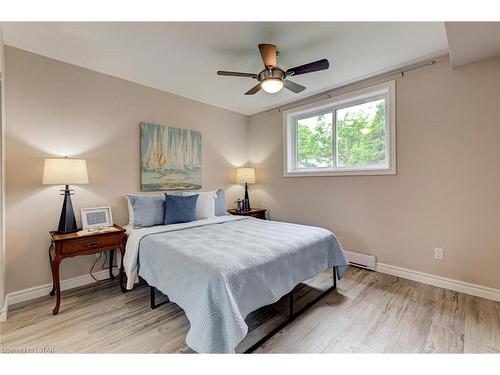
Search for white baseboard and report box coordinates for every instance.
[376,263,500,302]
[0,302,7,321]
[2,269,111,319]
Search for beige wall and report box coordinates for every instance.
[4,47,248,294]
[248,57,500,289]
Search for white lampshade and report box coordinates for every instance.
[235,167,256,184]
[42,158,89,185]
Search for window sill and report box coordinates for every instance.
[284,167,396,177]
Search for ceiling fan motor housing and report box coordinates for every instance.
[258,68,285,83]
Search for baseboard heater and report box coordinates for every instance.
[344,249,376,271]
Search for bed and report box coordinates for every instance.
[123,215,349,353]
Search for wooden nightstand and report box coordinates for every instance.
[49,225,126,315]
[228,208,267,220]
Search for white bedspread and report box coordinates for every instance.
[123,216,349,353]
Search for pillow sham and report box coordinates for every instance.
[214,189,228,216]
[182,190,217,219]
[126,194,165,228]
[164,194,198,224]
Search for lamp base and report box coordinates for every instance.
[58,185,77,233]
[242,182,251,211]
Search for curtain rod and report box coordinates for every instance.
[265,56,443,113]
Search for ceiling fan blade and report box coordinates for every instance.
[258,44,277,68]
[286,59,329,76]
[217,71,258,79]
[284,80,306,93]
[244,83,262,95]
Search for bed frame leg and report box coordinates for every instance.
[150,285,170,309]
[333,266,337,289]
[150,286,156,309]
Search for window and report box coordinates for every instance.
[284,81,395,176]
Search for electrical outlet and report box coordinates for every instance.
[434,248,444,261]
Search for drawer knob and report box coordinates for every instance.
[86,242,100,248]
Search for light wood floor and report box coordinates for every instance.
[1,267,499,353]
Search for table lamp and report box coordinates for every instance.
[235,167,256,211]
[42,157,89,233]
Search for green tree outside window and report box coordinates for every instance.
[296,99,386,168]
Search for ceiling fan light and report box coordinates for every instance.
[261,78,284,94]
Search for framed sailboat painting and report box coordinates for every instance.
[140,122,202,191]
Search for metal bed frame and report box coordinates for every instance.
[149,266,338,353]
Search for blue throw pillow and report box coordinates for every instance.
[214,189,228,216]
[127,194,165,228]
[164,193,199,224]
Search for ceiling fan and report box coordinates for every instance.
[217,44,330,95]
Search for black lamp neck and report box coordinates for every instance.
[243,182,251,211]
[60,184,74,196]
[57,184,77,233]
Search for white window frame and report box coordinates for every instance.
[283,80,396,177]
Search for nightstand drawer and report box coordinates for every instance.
[61,234,121,255]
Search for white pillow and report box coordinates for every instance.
[183,190,216,219]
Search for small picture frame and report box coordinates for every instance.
[81,206,113,231]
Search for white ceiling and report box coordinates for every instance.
[0,22,448,115]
